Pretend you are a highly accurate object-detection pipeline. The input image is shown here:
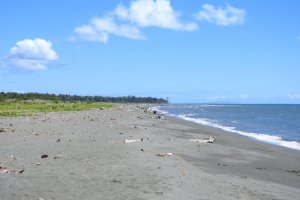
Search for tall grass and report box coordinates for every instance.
[0,100,112,117]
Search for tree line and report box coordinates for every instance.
[0,92,168,104]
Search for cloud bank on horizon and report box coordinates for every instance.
[72,0,245,43]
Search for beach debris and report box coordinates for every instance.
[0,127,16,133]
[156,115,164,120]
[124,137,149,143]
[112,179,122,184]
[0,169,9,174]
[56,139,61,142]
[141,149,144,152]
[36,163,41,166]
[141,137,149,141]
[41,154,48,159]
[18,169,25,174]
[137,116,146,119]
[0,166,9,174]
[124,139,141,143]
[189,136,216,143]
[53,154,62,159]
[10,155,17,160]
[156,153,173,157]
[145,107,158,114]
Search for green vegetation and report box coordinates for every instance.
[0,92,167,117]
[0,92,168,104]
[0,100,112,117]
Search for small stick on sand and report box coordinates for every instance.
[189,136,216,143]
[124,139,141,143]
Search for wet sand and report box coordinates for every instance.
[1,104,300,200]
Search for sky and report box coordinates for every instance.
[0,0,300,103]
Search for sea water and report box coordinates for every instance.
[154,104,300,151]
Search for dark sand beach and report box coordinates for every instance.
[1,104,300,200]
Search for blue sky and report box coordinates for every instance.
[0,0,300,103]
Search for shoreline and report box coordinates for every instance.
[152,105,300,151]
[1,104,300,199]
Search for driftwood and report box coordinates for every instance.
[124,137,150,143]
[0,167,9,174]
[156,152,173,157]
[144,108,157,114]
[124,139,141,143]
[189,136,216,143]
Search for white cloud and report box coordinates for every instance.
[74,17,144,43]
[72,0,197,43]
[7,58,50,71]
[9,38,57,60]
[114,0,198,31]
[195,4,245,26]
[1,38,58,71]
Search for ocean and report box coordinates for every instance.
[154,104,300,151]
